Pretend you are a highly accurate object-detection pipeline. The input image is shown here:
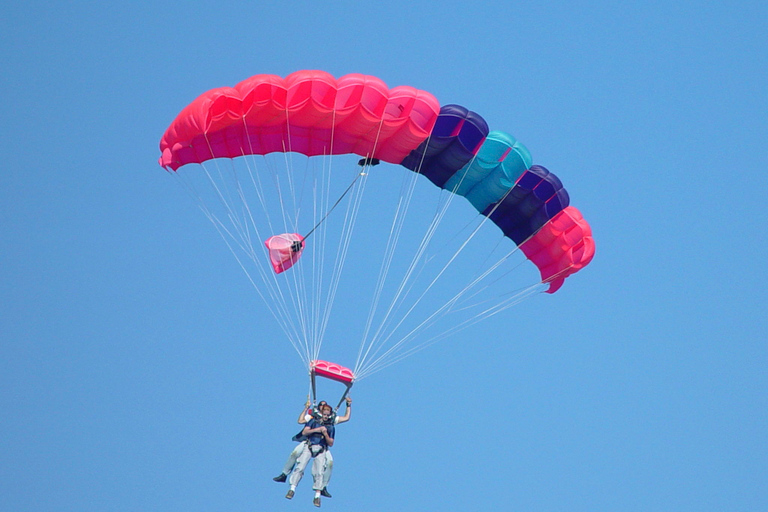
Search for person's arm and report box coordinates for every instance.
[302,422,324,437]
[297,399,311,424]
[302,422,334,447]
[322,427,334,447]
[336,397,352,424]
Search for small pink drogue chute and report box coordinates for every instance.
[263,158,378,275]
[264,233,305,274]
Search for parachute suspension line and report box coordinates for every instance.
[358,190,498,370]
[354,156,425,371]
[354,209,447,374]
[280,107,314,359]
[198,134,255,250]
[309,113,387,363]
[281,103,297,234]
[380,244,519,358]
[171,167,310,368]
[235,125,319,366]
[227,147,312,364]
[276,123,328,365]
[268,103,300,248]
[312,159,371,362]
[355,226,542,380]
[239,120,276,236]
[307,113,338,363]
[210,182,308,365]
[268,107,323,365]
[219,156,286,300]
[305,154,329,365]
[355,283,544,381]
[201,125,313,366]
[304,105,384,240]
[541,263,577,289]
[354,159,467,374]
[355,180,516,378]
[450,257,530,312]
[304,154,324,366]
[353,137,443,371]
[422,188,524,310]
[303,128,335,365]
[354,166,498,370]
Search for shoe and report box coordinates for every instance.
[320,487,332,498]
[285,490,294,499]
[273,473,287,483]
[313,497,321,507]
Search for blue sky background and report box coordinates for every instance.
[2,1,766,511]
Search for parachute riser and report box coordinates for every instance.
[310,372,354,412]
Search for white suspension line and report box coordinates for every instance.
[355,282,545,381]
[307,112,337,362]
[354,148,489,373]
[356,167,421,356]
[357,275,544,380]
[354,177,464,373]
[199,127,315,365]
[354,171,429,371]
[236,152,320,359]
[171,170,311,367]
[355,179,522,374]
[224,152,313,362]
[357,245,521,376]
[313,165,369,362]
[311,110,388,363]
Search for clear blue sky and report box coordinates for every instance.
[2,1,766,511]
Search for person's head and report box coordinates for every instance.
[313,401,332,421]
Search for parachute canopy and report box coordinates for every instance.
[159,70,594,294]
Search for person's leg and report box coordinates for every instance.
[311,452,327,507]
[321,450,333,489]
[287,446,312,494]
[311,451,327,491]
[281,443,305,475]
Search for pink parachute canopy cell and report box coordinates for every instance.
[158,70,441,171]
[519,206,595,293]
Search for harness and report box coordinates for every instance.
[291,418,334,457]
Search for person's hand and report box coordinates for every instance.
[345,397,352,406]
[305,396,311,408]
[319,426,327,434]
